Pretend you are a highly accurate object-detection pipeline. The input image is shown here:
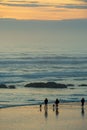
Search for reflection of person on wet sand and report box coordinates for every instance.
[53,104,55,111]
[44,108,48,118]
[55,107,59,116]
[81,107,85,117]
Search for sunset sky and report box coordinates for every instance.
[0,0,87,53]
[0,0,87,20]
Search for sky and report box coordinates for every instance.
[0,0,87,20]
[0,0,87,53]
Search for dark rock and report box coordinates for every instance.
[78,84,87,87]
[24,82,67,88]
[8,85,16,89]
[0,84,8,88]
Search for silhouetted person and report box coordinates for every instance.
[55,98,59,108]
[44,98,48,118]
[81,98,85,107]
[44,98,48,106]
[44,98,48,114]
[40,104,42,111]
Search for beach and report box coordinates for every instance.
[0,1,87,130]
[0,103,87,130]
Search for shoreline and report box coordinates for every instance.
[0,101,87,109]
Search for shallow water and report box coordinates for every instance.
[0,51,87,108]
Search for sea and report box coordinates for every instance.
[0,49,87,108]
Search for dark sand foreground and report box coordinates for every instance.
[0,103,87,130]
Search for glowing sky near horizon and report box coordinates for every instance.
[0,0,87,20]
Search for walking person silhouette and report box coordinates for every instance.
[81,98,85,107]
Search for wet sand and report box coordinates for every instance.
[0,103,87,130]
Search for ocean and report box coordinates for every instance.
[0,50,87,108]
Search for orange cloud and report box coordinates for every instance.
[0,0,87,20]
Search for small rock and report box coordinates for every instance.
[0,84,8,88]
[78,84,87,87]
[8,85,16,89]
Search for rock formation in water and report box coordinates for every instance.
[0,84,8,88]
[8,85,16,89]
[0,84,16,89]
[24,82,67,88]
[78,84,87,86]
